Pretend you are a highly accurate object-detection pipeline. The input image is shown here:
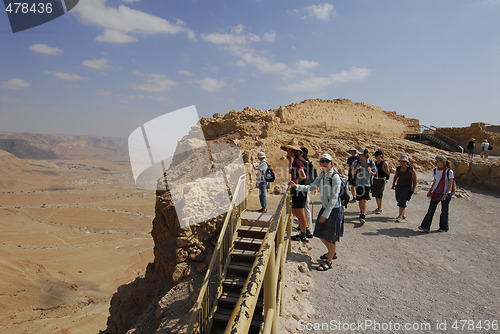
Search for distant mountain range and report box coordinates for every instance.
[0,133,128,161]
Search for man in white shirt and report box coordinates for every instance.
[480,139,490,159]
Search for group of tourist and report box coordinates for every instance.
[251,141,456,271]
[467,138,492,160]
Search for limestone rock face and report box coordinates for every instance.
[102,99,498,333]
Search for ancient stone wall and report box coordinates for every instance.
[438,123,500,156]
[452,159,500,193]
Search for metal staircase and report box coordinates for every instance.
[210,219,270,333]
[187,178,293,334]
[405,125,463,152]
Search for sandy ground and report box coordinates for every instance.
[261,172,500,333]
[0,159,154,333]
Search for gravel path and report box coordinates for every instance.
[281,172,499,333]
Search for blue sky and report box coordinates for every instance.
[1,0,499,137]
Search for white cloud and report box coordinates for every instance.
[83,58,111,70]
[44,71,89,81]
[74,0,196,43]
[279,67,371,93]
[1,78,30,89]
[178,70,194,77]
[29,44,63,55]
[263,32,276,42]
[99,89,113,96]
[229,45,287,73]
[96,29,138,43]
[201,24,262,46]
[290,3,336,21]
[196,77,225,92]
[122,0,140,3]
[130,71,176,92]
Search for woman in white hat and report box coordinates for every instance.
[289,153,344,271]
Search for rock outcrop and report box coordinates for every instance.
[101,99,498,333]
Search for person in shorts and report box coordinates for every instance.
[351,148,376,225]
[280,140,312,241]
[371,150,390,214]
[346,147,359,203]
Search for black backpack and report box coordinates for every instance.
[488,144,493,151]
[264,164,276,183]
[302,158,318,185]
[329,171,350,208]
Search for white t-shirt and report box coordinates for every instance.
[257,160,268,183]
[481,141,490,151]
[431,168,455,194]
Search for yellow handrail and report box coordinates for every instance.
[225,187,292,334]
[187,174,247,334]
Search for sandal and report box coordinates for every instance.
[320,252,337,260]
[316,261,332,271]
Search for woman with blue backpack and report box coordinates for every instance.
[289,153,344,271]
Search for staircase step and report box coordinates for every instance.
[219,292,264,310]
[231,249,258,263]
[211,308,264,333]
[227,261,253,277]
[237,225,268,239]
[234,237,263,252]
[222,276,247,293]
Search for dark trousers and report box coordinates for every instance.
[420,194,451,231]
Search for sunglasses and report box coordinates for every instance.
[319,160,331,163]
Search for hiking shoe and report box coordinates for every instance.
[437,229,449,232]
[374,208,382,214]
[396,216,404,223]
[350,198,357,203]
[293,225,301,231]
[305,229,313,239]
[291,232,307,242]
[257,207,267,213]
[359,214,366,225]
[418,226,430,233]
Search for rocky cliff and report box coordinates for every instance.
[101,99,498,333]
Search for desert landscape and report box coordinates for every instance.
[1,99,499,333]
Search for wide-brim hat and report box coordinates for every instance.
[358,148,369,155]
[280,139,302,152]
[399,155,409,162]
[434,155,447,162]
[348,147,357,152]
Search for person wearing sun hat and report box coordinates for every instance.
[466,138,475,160]
[280,139,312,241]
[289,153,344,271]
[480,139,490,159]
[251,151,268,213]
[351,148,377,225]
[391,154,417,223]
[372,150,391,214]
[418,155,454,233]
